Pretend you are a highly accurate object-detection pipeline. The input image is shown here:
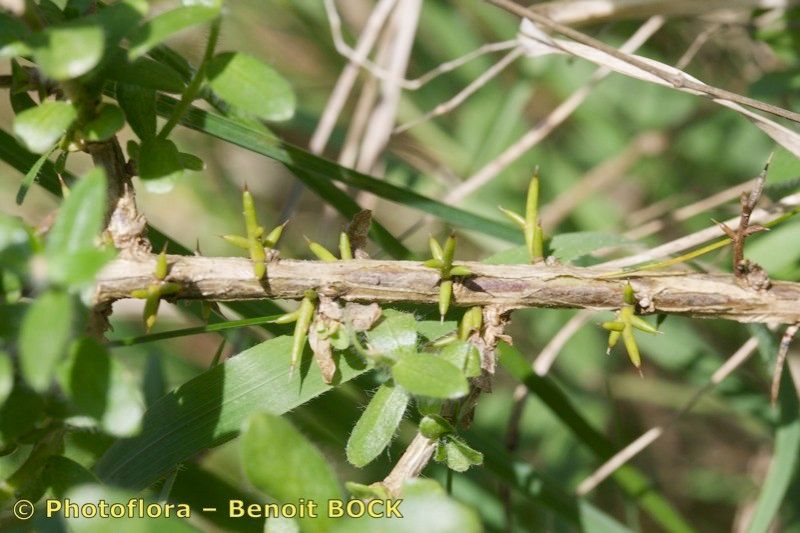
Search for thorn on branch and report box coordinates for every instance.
[715,156,772,289]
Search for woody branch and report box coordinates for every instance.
[95,256,800,324]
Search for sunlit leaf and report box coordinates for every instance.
[242,412,340,533]
[128,6,220,59]
[206,52,296,121]
[31,23,105,80]
[392,355,469,399]
[346,382,409,467]
[13,101,77,154]
[365,310,416,361]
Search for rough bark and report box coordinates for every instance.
[95,255,800,324]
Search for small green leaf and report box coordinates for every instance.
[206,52,296,121]
[116,83,156,140]
[19,290,74,392]
[16,146,55,205]
[58,338,145,437]
[419,414,454,440]
[128,6,220,60]
[82,104,125,142]
[550,232,632,261]
[346,382,409,467]
[179,152,204,171]
[438,340,481,378]
[392,354,469,399]
[365,310,417,361]
[45,168,111,285]
[241,412,340,533]
[31,23,105,80]
[0,351,13,406]
[441,437,483,472]
[13,101,77,154]
[138,137,183,181]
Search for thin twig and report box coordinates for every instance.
[675,23,722,70]
[381,432,438,495]
[443,15,665,203]
[489,0,800,124]
[596,191,800,269]
[357,0,423,172]
[393,47,524,135]
[771,324,799,405]
[715,157,771,278]
[576,336,760,495]
[311,0,398,156]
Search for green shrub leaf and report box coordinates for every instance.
[438,340,481,378]
[346,382,409,467]
[392,355,469,399]
[83,104,125,142]
[58,338,145,437]
[365,310,417,361]
[19,290,74,392]
[438,437,483,472]
[31,23,105,80]
[0,213,33,274]
[117,83,156,140]
[129,6,220,60]
[242,412,340,533]
[45,168,113,285]
[13,101,77,154]
[206,52,296,121]
[138,137,183,181]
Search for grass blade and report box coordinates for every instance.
[152,95,522,245]
[499,342,693,533]
[94,336,368,489]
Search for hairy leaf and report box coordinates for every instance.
[346,382,409,467]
